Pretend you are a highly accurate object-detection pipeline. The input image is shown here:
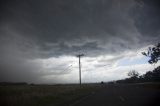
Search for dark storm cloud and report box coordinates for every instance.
[131,0,160,44]
[0,0,139,58]
[0,0,160,83]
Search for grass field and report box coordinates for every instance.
[0,83,160,106]
[0,84,101,106]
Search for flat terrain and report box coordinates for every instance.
[71,83,160,106]
[0,83,160,106]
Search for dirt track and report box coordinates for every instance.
[70,84,160,106]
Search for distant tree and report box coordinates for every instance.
[144,71,153,80]
[128,70,139,78]
[142,43,160,64]
[141,66,160,82]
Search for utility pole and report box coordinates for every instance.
[76,54,84,85]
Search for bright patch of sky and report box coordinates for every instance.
[117,56,150,66]
[30,49,156,84]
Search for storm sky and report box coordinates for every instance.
[0,0,160,84]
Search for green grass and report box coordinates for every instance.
[0,84,101,106]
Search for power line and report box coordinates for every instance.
[59,65,73,74]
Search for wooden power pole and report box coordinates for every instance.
[76,54,84,85]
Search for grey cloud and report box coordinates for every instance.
[0,0,160,83]
[0,0,140,58]
[130,0,160,44]
[97,55,125,65]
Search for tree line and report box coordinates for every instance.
[116,43,160,83]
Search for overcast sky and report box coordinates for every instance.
[0,0,160,84]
